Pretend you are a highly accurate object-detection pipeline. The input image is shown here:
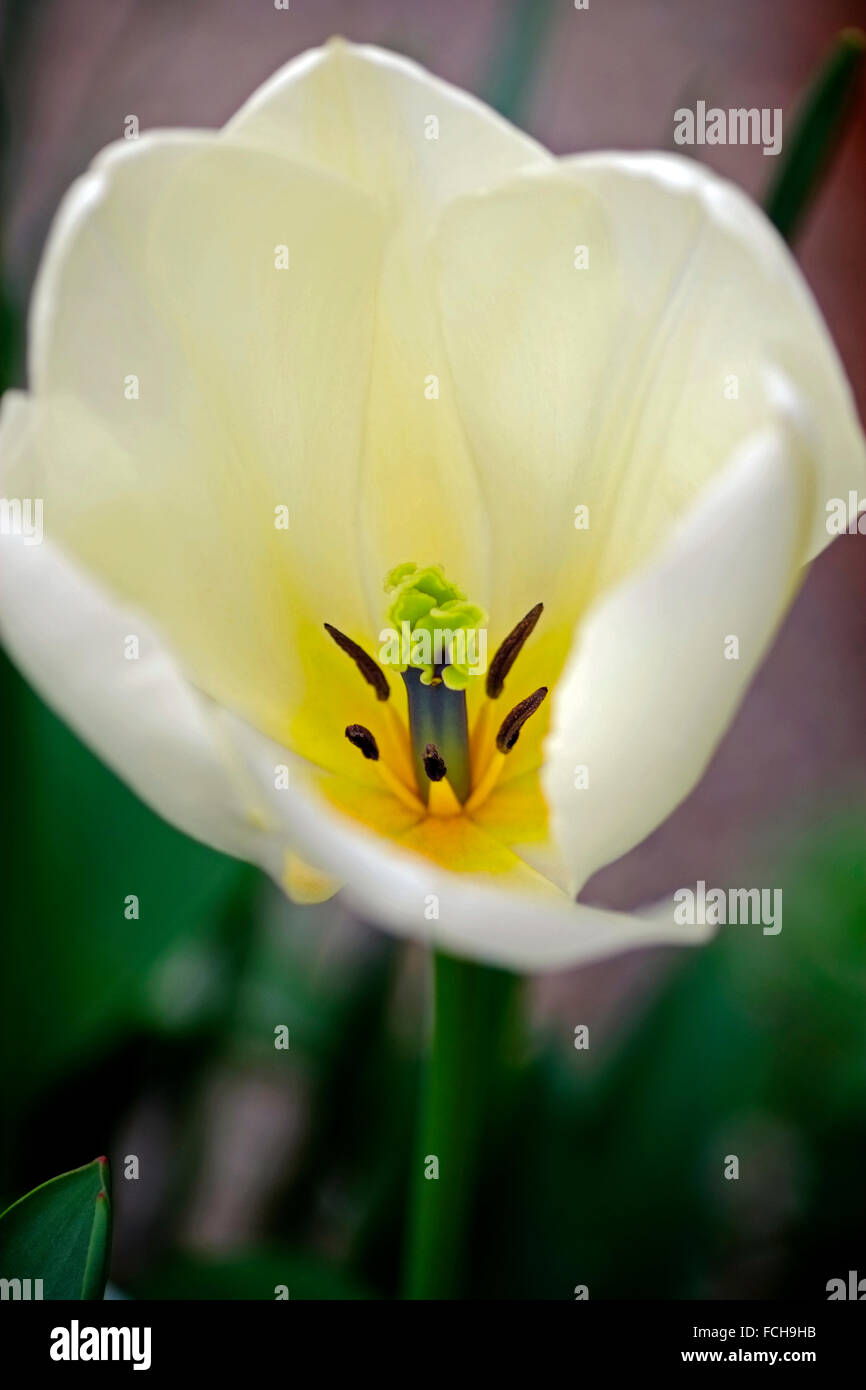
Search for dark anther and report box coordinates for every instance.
[325,623,390,701]
[486,603,543,699]
[345,724,379,761]
[423,743,448,782]
[496,687,548,753]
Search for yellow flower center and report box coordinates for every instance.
[325,563,548,822]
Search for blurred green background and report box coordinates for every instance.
[1,0,865,1300]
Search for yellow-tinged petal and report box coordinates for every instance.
[4,42,864,976]
[222,708,717,972]
[543,418,812,897]
[227,39,551,611]
[0,395,275,867]
[396,813,563,882]
[468,767,550,846]
[224,38,550,216]
[284,853,341,905]
[314,769,424,840]
[24,133,393,772]
[433,151,866,640]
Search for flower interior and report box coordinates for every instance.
[318,561,551,871]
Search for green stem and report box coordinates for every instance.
[404,951,521,1300]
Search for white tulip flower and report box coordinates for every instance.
[1,40,864,970]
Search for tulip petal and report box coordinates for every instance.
[0,393,277,867]
[542,421,811,896]
[225,38,549,214]
[23,131,394,775]
[223,709,715,973]
[5,47,863,978]
[433,151,866,648]
[226,39,552,613]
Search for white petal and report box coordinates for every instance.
[226,39,552,611]
[543,420,810,895]
[222,709,715,973]
[564,151,865,561]
[0,394,277,869]
[224,38,549,214]
[24,131,387,755]
[433,151,866,643]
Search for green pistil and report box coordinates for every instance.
[384,563,488,690]
[402,667,471,803]
[385,563,486,804]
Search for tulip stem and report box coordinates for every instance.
[404,950,521,1300]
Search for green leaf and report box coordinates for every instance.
[0,278,20,392]
[764,28,865,241]
[0,1157,112,1299]
[0,663,256,1100]
[483,0,556,123]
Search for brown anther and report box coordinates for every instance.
[325,623,390,700]
[423,743,448,782]
[345,724,379,761]
[486,603,543,699]
[495,687,548,753]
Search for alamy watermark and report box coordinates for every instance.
[674,101,782,156]
[50,1320,151,1371]
[674,880,782,935]
[826,491,866,534]
[827,1270,866,1299]
[1,1277,43,1299]
[0,497,43,545]
[378,622,487,676]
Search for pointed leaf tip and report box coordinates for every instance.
[0,1158,112,1299]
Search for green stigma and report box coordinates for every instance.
[383,563,488,691]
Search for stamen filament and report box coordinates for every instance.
[463,751,506,814]
[465,689,547,814]
[345,723,425,813]
[469,698,495,778]
[376,760,427,814]
[383,701,417,787]
[427,776,463,817]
